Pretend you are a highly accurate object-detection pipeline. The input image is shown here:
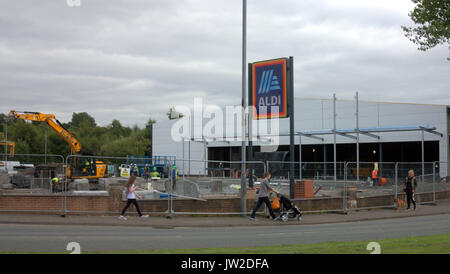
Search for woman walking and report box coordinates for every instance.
[250,172,280,221]
[404,170,417,210]
[119,176,149,220]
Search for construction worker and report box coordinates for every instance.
[144,165,150,180]
[51,177,60,193]
[84,160,91,175]
[372,168,378,186]
[171,165,178,192]
[130,164,135,176]
[151,167,160,181]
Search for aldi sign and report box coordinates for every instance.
[251,58,289,119]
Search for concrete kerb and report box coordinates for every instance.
[1,200,450,228]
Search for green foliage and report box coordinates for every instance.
[402,0,450,59]
[2,112,155,158]
[70,112,96,129]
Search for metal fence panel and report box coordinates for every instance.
[65,155,175,216]
[0,153,65,214]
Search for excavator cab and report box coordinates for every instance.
[67,156,107,180]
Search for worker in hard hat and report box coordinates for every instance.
[171,165,178,192]
[371,168,378,186]
[51,177,60,193]
[151,166,160,181]
[144,165,150,180]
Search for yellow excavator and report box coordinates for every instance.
[7,111,107,180]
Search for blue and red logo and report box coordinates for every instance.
[252,58,288,119]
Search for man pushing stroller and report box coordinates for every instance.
[250,172,280,221]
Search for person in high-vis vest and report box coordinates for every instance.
[171,165,178,192]
[151,167,160,181]
[51,177,59,193]
[371,168,378,186]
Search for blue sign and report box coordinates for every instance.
[251,58,288,119]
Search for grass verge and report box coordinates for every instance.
[3,233,449,254]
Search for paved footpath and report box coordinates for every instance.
[0,201,449,228]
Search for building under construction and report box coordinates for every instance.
[152,97,450,179]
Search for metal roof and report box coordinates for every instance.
[298,125,443,139]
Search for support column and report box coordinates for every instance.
[299,136,302,181]
[422,130,425,183]
[333,93,337,181]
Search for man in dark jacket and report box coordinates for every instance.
[404,169,417,210]
[250,172,280,221]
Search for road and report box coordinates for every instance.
[1,214,449,253]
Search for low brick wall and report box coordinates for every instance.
[1,188,449,215]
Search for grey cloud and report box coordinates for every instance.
[0,0,448,127]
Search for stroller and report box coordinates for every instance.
[274,193,303,222]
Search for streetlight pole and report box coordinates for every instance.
[240,0,247,216]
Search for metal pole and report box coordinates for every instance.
[299,136,302,181]
[343,161,347,213]
[333,93,337,181]
[240,0,247,216]
[433,161,436,203]
[44,127,47,164]
[4,122,7,172]
[421,130,425,184]
[248,62,254,188]
[395,162,398,199]
[355,92,360,182]
[289,56,295,199]
[229,143,232,178]
[379,142,383,178]
[204,139,207,176]
[188,138,191,177]
[182,138,185,180]
[323,143,327,180]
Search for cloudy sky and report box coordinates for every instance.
[0,0,448,127]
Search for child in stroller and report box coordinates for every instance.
[274,193,303,222]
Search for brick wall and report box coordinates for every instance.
[1,188,449,215]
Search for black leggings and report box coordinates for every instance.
[121,199,142,216]
[406,191,416,209]
[251,197,276,219]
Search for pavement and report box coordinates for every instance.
[0,200,449,229]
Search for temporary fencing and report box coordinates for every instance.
[0,153,65,214]
[0,154,448,216]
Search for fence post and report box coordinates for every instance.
[343,161,347,214]
[394,162,398,200]
[433,161,436,204]
[61,154,68,217]
[166,163,174,217]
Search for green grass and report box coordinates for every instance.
[3,234,449,254]
[101,234,450,254]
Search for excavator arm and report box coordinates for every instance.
[7,111,82,154]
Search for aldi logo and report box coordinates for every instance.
[251,58,288,119]
[257,69,281,94]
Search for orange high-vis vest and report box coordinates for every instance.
[372,169,378,179]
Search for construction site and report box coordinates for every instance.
[1,95,449,217]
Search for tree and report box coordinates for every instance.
[70,112,96,129]
[0,112,156,158]
[402,0,450,59]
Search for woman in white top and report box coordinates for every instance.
[119,176,148,220]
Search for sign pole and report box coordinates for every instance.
[289,56,295,199]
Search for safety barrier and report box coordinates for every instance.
[0,155,448,216]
